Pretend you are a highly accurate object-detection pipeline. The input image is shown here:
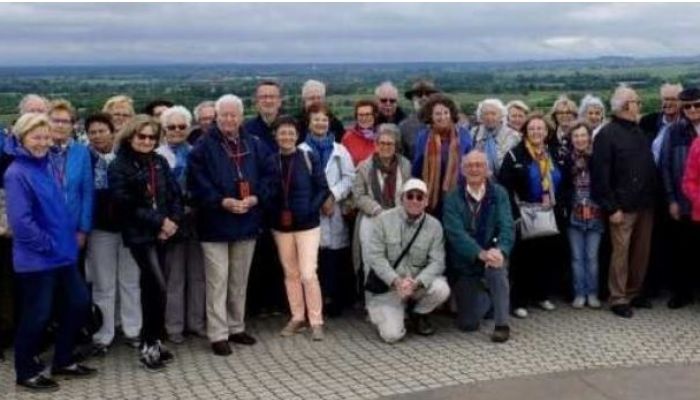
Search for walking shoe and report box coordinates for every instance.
[587,295,602,309]
[667,296,692,309]
[88,343,109,357]
[17,374,60,392]
[538,300,556,311]
[124,335,140,349]
[630,297,652,309]
[611,304,634,318]
[211,340,232,356]
[512,308,528,319]
[310,325,325,341]
[156,340,174,364]
[280,320,306,337]
[410,313,435,336]
[571,296,585,309]
[139,344,165,372]
[228,332,257,346]
[52,363,98,379]
[491,325,510,343]
[168,333,185,345]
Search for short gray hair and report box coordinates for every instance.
[610,84,636,114]
[215,94,244,115]
[18,94,49,114]
[660,83,683,98]
[578,94,606,119]
[160,105,193,127]
[376,123,400,143]
[476,98,506,122]
[301,80,326,98]
[374,81,399,98]
[193,100,215,121]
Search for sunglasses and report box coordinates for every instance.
[166,124,188,131]
[683,102,700,110]
[136,133,158,142]
[405,192,425,202]
[379,98,397,104]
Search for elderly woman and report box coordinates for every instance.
[48,100,94,253]
[299,103,356,317]
[102,95,135,133]
[342,99,379,166]
[296,80,345,143]
[499,113,567,318]
[506,100,530,132]
[578,94,606,134]
[549,95,578,161]
[6,113,95,391]
[156,106,206,343]
[472,99,521,175]
[412,94,472,216]
[351,123,412,277]
[85,113,142,354]
[264,115,330,340]
[109,115,183,371]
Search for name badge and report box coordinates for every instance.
[237,180,251,199]
[280,210,293,228]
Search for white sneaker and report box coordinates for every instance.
[572,296,585,309]
[587,295,602,309]
[513,307,528,318]
[538,300,556,311]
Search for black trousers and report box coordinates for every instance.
[510,233,565,309]
[0,237,14,349]
[669,219,699,300]
[247,230,286,316]
[318,247,355,313]
[129,244,167,346]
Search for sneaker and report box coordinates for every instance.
[491,325,510,343]
[611,304,634,318]
[139,344,165,372]
[124,336,140,349]
[52,363,98,379]
[156,340,174,364]
[228,332,257,346]
[280,320,307,337]
[587,295,602,309]
[17,374,60,392]
[512,308,528,319]
[168,333,185,345]
[538,300,556,311]
[571,296,585,309]
[310,325,324,341]
[211,340,232,356]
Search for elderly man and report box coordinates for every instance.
[640,83,683,162]
[471,99,521,175]
[660,87,700,309]
[244,80,283,153]
[364,178,450,343]
[443,151,514,343]
[592,85,657,318]
[296,79,345,143]
[375,81,407,125]
[18,94,49,115]
[188,100,216,144]
[398,79,438,161]
[187,94,271,355]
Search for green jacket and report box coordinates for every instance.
[442,182,515,278]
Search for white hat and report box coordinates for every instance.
[401,178,428,195]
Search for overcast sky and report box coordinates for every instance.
[0,2,698,66]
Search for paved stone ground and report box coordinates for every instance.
[1,300,700,399]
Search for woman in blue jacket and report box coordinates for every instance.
[5,113,94,391]
[265,116,330,341]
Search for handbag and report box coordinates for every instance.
[517,201,559,240]
[365,215,426,294]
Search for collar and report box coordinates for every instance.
[399,206,425,226]
[466,183,486,202]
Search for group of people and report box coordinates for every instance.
[1,77,699,392]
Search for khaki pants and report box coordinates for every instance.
[201,240,256,342]
[608,209,654,305]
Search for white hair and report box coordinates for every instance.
[660,83,683,97]
[301,80,326,98]
[578,94,606,119]
[160,105,193,127]
[18,94,49,114]
[610,84,636,114]
[476,98,506,123]
[215,94,244,115]
[506,100,530,113]
[376,123,400,143]
[193,100,215,121]
[374,81,399,98]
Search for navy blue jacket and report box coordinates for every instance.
[264,149,330,232]
[661,117,697,216]
[187,126,272,242]
[244,114,277,155]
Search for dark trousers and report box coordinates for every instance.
[669,218,698,300]
[129,244,166,346]
[510,234,564,308]
[0,238,14,349]
[14,265,89,382]
[318,247,355,314]
[247,230,286,316]
[454,268,510,331]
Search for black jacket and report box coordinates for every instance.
[108,146,184,247]
[591,116,657,213]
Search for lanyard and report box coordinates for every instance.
[49,151,67,191]
[147,160,158,209]
[280,154,295,209]
[221,137,246,180]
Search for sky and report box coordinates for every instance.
[0,2,698,66]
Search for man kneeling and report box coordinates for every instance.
[443,151,515,343]
[364,178,450,343]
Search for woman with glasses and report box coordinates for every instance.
[548,95,578,162]
[109,115,183,371]
[102,95,135,133]
[342,99,380,167]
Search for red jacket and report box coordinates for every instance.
[341,127,376,167]
[682,137,700,221]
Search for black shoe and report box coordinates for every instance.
[139,344,166,372]
[410,313,435,336]
[228,332,257,345]
[611,304,634,318]
[52,363,98,379]
[17,375,60,392]
[157,341,174,364]
[89,343,109,357]
[211,340,232,356]
[667,296,692,309]
[491,325,510,343]
[630,297,652,309]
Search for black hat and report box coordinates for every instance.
[679,88,700,102]
[404,79,439,100]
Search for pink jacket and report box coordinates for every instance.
[682,137,700,221]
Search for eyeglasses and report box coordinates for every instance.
[166,124,188,131]
[50,118,72,125]
[111,113,132,118]
[405,192,425,202]
[377,141,395,146]
[357,113,374,118]
[416,92,432,98]
[683,102,700,110]
[135,133,157,142]
[379,98,397,104]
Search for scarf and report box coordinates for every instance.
[524,139,553,194]
[90,147,116,190]
[169,142,191,190]
[422,124,460,212]
[355,124,377,141]
[305,132,335,168]
[370,154,398,209]
[475,126,500,173]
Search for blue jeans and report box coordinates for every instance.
[14,265,89,382]
[454,267,510,330]
[567,227,602,297]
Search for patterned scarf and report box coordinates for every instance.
[524,139,552,193]
[370,153,398,209]
[169,142,191,191]
[305,132,335,168]
[422,124,460,212]
[90,147,116,190]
